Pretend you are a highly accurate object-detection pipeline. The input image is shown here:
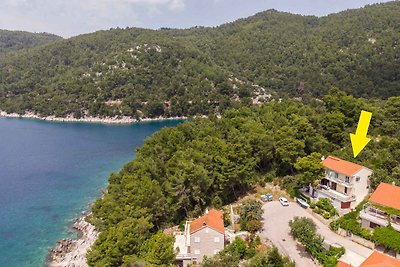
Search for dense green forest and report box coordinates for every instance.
[0,2,399,118]
[86,89,400,266]
[0,30,61,56]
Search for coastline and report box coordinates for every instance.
[47,215,98,267]
[0,110,188,124]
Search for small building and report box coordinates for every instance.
[174,209,225,266]
[315,156,372,209]
[360,182,400,231]
[359,251,400,267]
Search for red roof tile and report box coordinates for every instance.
[322,156,364,176]
[337,261,352,267]
[190,209,224,235]
[360,251,400,267]
[369,183,400,210]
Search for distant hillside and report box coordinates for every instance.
[0,30,61,56]
[0,2,399,118]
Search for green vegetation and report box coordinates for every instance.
[372,226,400,254]
[239,200,263,234]
[329,200,372,240]
[0,2,399,118]
[0,29,61,56]
[85,89,399,266]
[201,238,294,267]
[294,152,325,192]
[310,198,336,219]
[289,217,345,267]
[331,200,400,253]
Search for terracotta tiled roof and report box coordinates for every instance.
[190,209,224,235]
[322,156,364,176]
[369,183,400,210]
[337,261,352,267]
[360,251,400,267]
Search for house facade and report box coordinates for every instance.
[315,156,372,209]
[360,182,400,231]
[174,209,225,266]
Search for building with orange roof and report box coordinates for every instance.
[359,251,400,267]
[174,208,225,266]
[316,156,372,210]
[360,183,400,232]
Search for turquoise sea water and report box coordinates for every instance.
[0,117,182,267]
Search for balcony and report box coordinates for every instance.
[360,206,400,232]
[317,186,356,202]
[324,174,353,187]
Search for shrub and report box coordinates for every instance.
[323,211,331,219]
[315,198,336,217]
[372,226,400,253]
[247,220,263,234]
[223,209,231,227]
[240,200,263,232]
[330,210,372,240]
[222,237,248,259]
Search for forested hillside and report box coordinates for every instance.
[0,2,399,118]
[0,30,61,56]
[86,89,400,266]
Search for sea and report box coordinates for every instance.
[0,117,182,267]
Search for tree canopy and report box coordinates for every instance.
[86,90,399,266]
[0,2,399,118]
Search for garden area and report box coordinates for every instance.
[200,237,294,267]
[310,198,337,220]
[329,200,400,255]
[290,217,345,267]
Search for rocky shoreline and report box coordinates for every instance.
[0,110,187,124]
[48,216,98,267]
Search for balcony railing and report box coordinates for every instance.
[317,187,355,202]
[325,175,353,187]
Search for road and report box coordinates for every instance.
[260,201,373,267]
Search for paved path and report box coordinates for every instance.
[260,201,373,267]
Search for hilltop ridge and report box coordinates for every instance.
[0,1,399,119]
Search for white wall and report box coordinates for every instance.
[352,168,372,207]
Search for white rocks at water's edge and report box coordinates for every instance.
[48,217,98,267]
[0,110,188,124]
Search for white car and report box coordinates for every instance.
[279,197,289,206]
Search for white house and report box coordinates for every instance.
[316,156,372,209]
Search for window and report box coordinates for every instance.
[194,236,200,243]
[345,176,350,183]
[214,237,220,243]
[356,176,361,182]
[194,249,200,255]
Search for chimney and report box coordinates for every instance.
[321,156,325,161]
[205,208,209,215]
[392,181,396,186]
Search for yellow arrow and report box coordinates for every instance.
[350,110,372,158]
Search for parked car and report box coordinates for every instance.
[261,193,273,202]
[321,184,330,190]
[296,198,310,208]
[279,197,289,206]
